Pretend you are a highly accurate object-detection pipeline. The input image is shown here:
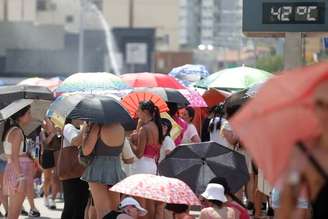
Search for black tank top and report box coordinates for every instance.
[103,211,121,219]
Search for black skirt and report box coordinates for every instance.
[40,150,55,169]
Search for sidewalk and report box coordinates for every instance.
[11,197,63,219]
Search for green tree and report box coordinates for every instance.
[255,54,284,73]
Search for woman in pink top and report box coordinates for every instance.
[129,100,164,219]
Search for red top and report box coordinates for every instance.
[227,201,250,219]
[143,143,161,160]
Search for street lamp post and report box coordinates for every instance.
[78,0,86,72]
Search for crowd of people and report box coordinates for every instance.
[0,74,327,219]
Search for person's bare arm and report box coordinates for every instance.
[82,124,100,155]
[130,126,147,159]
[191,134,201,143]
[222,128,238,146]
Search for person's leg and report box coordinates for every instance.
[61,179,75,219]
[8,191,25,219]
[0,172,8,214]
[154,201,165,219]
[26,174,41,216]
[107,190,120,213]
[89,182,112,219]
[72,179,89,219]
[43,169,52,206]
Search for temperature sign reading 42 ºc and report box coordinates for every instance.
[263,2,325,24]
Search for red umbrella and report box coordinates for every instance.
[121,72,186,89]
[230,62,328,184]
[121,92,169,118]
[202,88,231,108]
[110,174,200,205]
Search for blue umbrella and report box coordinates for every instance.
[169,64,209,87]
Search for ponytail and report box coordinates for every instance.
[153,106,164,144]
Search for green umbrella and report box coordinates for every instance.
[195,66,272,91]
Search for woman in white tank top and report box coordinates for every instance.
[2,105,33,219]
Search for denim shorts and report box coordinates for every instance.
[0,159,7,173]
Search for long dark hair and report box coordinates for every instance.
[2,105,31,141]
[161,118,172,137]
[185,106,195,122]
[208,103,225,133]
[139,101,164,144]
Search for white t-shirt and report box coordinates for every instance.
[181,123,199,144]
[63,124,80,148]
[159,136,176,163]
[209,117,232,148]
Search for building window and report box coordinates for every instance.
[37,0,47,11]
[66,15,74,23]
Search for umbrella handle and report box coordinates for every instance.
[296,142,328,181]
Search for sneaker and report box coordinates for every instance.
[44,197,49,207]
[48,199,56,210]
[28,209,41,217]
[21,208,28,216]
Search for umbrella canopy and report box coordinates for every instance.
[19,77,62,91]
[110,174,200,205]
[201,88,231,108]
[0,85,53,135]
[230,62,328,184]
[47,94,135,130]
[0,85,53,105]
[178,89,207,108]
[133,87,189,106]
[121,72,186,89]
[55,72,130,94]
[202,88,231,107]
[121,92,169,118]
[169,64,209,87]
[158,141,249,194]
[195,66,272,91]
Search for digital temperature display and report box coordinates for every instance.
[263,2,325,24]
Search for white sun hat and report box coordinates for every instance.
[119,197,148,216]
[201,183,228,203]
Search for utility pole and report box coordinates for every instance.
[284,33,304,70]
[129,0,134,28]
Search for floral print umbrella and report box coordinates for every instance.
[110,174,200,205]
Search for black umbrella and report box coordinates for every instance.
[69,96,136,130]
[158,141,249,194]
[0,85,53,135]
[0,85,53,105]
[47,94,136,130]
[134,87,189,106]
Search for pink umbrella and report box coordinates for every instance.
[179,89,207,108]
[230,62,328,184]
[110,174,200,205]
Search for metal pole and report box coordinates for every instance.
[129,0,134,28]
[284,32,304,70]
[78,0,85,72]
